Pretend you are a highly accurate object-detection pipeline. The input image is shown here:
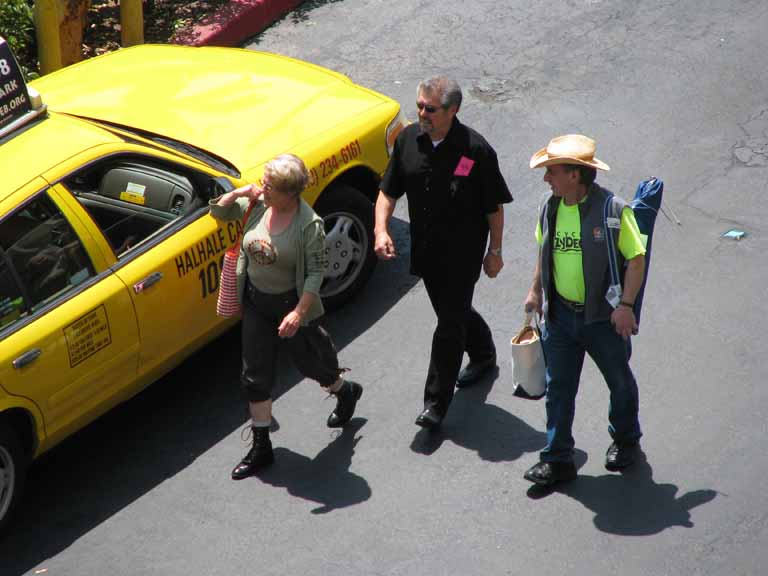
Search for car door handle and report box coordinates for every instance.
[133,272,163,294]
[13,348,42,369]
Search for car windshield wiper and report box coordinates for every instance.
[150,136,239,177]
[79,117,241,178]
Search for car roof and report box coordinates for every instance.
[0,112,123,204]
[30,45,390,174]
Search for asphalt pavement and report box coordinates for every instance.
[3,1,768,575]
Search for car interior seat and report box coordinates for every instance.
[98,164,197,216]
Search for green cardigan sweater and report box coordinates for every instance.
[208,197,327,323]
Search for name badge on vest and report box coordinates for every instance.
[606,217,621,229]
[592,227,605,242]
[605,284,623,309]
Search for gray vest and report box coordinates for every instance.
[539,183,627,324]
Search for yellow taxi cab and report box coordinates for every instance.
[0,38,405,531]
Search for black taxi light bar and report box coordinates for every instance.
[0,35,47,141]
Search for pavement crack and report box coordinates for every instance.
[732,108,768,167]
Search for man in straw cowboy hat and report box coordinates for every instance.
[522,134,646,487]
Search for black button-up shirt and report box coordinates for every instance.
[380,117,512,279]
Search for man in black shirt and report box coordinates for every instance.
[375,76,513,428]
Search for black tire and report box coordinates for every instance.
[313,183,377,311]
[0,421,27,535]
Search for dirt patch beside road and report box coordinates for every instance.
[83,0,229,58]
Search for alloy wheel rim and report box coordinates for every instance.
[321,211,368,298]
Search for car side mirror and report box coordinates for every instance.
[210,176,235,199]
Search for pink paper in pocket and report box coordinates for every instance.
[454,156,475,177]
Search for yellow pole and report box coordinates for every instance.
[34,0,63,75]
[120,0,144,47]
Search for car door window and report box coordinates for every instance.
[0,194,95,327]
[63,156,211,258]
[0,255,25,330]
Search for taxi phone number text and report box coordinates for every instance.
[308,139,363,187]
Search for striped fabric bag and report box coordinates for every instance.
[216,200,256,317]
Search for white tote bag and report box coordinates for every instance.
[509,315,546,399]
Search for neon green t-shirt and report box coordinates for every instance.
[535,201,646,303]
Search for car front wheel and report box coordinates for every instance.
[313,183,377,311]
[0,421,26,535]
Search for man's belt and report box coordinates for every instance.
[556,293,585,312]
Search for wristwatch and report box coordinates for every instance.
[488,247,502,257]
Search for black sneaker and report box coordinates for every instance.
[456,354,497,388]
[327,380,363,428]
[605,441,638,471]
[523,460,577,486]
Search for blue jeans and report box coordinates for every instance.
[540,297,642,463]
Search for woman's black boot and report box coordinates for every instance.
[231,426,274,480]
[327,380,363,428]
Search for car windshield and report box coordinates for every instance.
[78,117,241,178]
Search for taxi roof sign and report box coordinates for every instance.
[0,35,46,140]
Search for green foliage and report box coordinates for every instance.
[0,0,38,79]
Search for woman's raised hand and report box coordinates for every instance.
[216,183,262,206]
[235,183,263,199]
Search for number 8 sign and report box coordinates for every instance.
[0,36,33,131]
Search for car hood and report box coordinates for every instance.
[31,45,389,174]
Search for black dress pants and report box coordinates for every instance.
[421,269,496,416]
[240,283,341,402]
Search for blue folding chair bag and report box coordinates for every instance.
[604,177,663,329]
[630,177,663,325]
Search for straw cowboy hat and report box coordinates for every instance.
[529,134,610,171]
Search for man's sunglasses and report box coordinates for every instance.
[416,102,440,113]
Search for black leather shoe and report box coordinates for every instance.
[605,441,638,471]
[327,380,363,428]
[415,407,443,429]
[523,461,577,486]
[456,354,497,387]
[231,427,274,480]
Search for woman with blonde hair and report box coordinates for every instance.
[210,154,363,479]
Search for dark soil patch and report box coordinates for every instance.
[82,0,230,58]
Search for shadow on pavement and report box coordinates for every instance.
[527,449,718,535]
[0,219,416,574]
[409,371,547,461]
[289,0,347,24]
[256,418,370,514]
